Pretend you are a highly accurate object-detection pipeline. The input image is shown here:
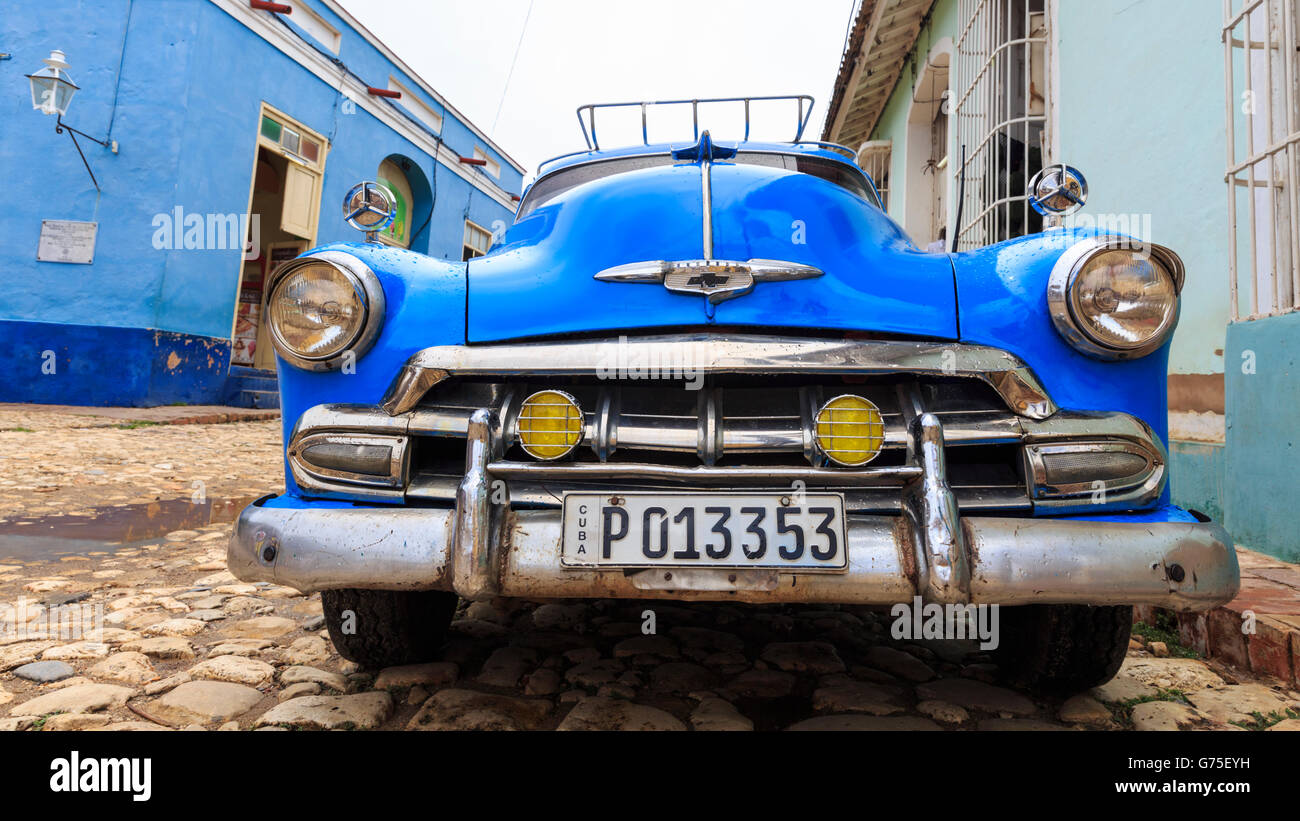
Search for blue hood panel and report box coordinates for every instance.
[467,161,958,342]
[708,164,957,337]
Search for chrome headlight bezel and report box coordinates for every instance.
[266,250,386,371]
[1046,237,1184,360]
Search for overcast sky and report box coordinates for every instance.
[336,0,858,177]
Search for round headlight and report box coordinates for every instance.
[1070,249,1177,348]
[814,394,884,466]
[269,263,365,359]
[1048,239,1183,360]
[266,253,384,370]
[516,390,584,460]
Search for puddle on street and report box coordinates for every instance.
[0,497,257,562]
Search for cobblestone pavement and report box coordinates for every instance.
[0,406,281,521]
[2,408,1299,731]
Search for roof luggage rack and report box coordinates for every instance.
[575,95,816,150]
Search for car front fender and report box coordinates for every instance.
[271,241,467,495]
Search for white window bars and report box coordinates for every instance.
[951,0,1049,250]
[857,140,892,210]
[1223,0,1300,320]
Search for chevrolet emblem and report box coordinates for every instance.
[594,258,823,304]
[685,272,731,288]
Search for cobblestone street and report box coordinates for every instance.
[2,406,1298,732]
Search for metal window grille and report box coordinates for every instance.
[1223,0,1300,320]
[857,140,892,210]
[952,0,1049,250]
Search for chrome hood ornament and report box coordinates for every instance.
[1027,164,1087,228]
[591,129,821,304]
[595,258,824,304]
[343,181,397,243]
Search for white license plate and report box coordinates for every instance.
[561,492,847,570]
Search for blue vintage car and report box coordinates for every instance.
[228,96,1239,690]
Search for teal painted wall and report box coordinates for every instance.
[1224,313,1300,562]
[1053,1,1237,546]
[1169,441,1226,529]
[1169,441,1225,522]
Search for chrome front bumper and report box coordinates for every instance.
[229,409,1241,611]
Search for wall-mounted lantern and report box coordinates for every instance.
[25,50,118,192]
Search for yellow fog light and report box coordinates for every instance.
[517,390,583,459]
[814,395,884,466]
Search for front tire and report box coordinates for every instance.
[995,604,1132,692]
[321,588,459,669]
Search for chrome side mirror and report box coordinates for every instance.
[1028,164,1088,228]
[343,181,397,242]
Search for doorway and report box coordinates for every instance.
[905,41,951,250]
[232,105,327,371]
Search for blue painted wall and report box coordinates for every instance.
[0,0,520,406]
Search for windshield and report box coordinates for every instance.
[518,151,882,217]
[733,151,881,208]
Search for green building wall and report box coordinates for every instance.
[867,0,959,236]
[857,0,1295,560]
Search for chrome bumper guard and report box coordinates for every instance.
[229,408,1240,611]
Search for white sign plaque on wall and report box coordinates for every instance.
[37,220,98,264]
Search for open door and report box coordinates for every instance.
[281,160,320,239]
[232,106,328,371]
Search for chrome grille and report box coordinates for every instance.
[288,337,1166,518]
[401,377,1031,514]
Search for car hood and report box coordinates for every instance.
[466,160,957,342]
